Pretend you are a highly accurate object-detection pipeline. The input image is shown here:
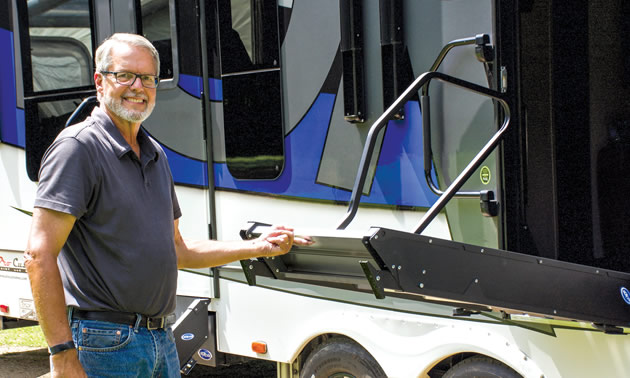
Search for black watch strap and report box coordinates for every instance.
[49,340,75,355]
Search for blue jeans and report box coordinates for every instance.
[70,318,180,377]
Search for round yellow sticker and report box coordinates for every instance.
[480,166,491,185]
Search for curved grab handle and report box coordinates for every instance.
[414,84,510,234]
[336,71,510,231]
[423,35,492,198]
[422,94,483,198]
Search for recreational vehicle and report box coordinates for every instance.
[1,0,629,377]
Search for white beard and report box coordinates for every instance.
[103,91,155,123]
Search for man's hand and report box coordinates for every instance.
[255,225,313,257]
[50,349,87,378]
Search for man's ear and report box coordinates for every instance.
[94,72,103,92]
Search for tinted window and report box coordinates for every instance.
[139,0,174,80]
[21,0,96,181]
[27,0,94,93]
[219,0,279,74]
[25,96,91,180]
[218,0,284,180]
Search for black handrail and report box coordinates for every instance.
[424,36,478,88]
[422,93,481,198]
[336,71,510,231]
[423,35,491,198]
[414,81,509,234]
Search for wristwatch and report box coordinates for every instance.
[49,340,75,355]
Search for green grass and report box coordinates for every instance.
[0,325,47,348]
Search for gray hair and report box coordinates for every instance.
[95,33,160,75]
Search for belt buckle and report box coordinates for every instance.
[146,316,165,330]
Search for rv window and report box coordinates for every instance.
[19,0,97,181]
[138,0,174,80]
[219,0,279,74]
[25,96,88,181]
[218,0,284,180]
[26,0,94,93]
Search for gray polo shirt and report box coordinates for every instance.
[35,107,181,317]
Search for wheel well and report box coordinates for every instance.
[295,334,374,372]
[296,337,518,378]
[427,353,521,378]
[427,353,475,377]
[295,333,386,378]
[297,333,344,365]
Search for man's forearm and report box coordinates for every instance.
[26,253,73,346]
[176,238,260,269]
[174,222,310,269]
[28,255,86,377]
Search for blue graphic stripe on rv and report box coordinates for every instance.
[178,74,202,98]
[214,93,438,208]
[208,78,222,101]
[162,143,208,187]
[161,87,437,207]
[178,74,223,101]
[0,28,24,148]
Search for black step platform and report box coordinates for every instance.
[364,227,630,328]
[240,223,630,329]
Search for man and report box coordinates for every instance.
[25,33,311,377]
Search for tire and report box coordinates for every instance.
[300,337,386,378]
[443,356,522,378]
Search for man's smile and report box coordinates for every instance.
[124,97,145,104]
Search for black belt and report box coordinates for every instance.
[72,309,173,330]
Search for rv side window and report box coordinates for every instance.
[19,0,97,181]
[137,0,175,81]
[25,0,94,94]
[218,0,284,180]
[219,0,279,73]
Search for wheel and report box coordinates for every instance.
[443,356,522,378]
[300,337,386,378]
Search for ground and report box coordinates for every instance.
[0,346,50,378]
[0,346,276,378]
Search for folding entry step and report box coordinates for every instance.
[241,223,630,330]
[363,227,630,328]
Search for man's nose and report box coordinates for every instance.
[130,76,144,89]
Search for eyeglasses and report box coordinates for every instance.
[100,71,160,89]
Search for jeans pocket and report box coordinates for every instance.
[76,320,134,352]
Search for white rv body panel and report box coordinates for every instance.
[0,143,36,251]
[213,190,451,240]
[209,274,630,378]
